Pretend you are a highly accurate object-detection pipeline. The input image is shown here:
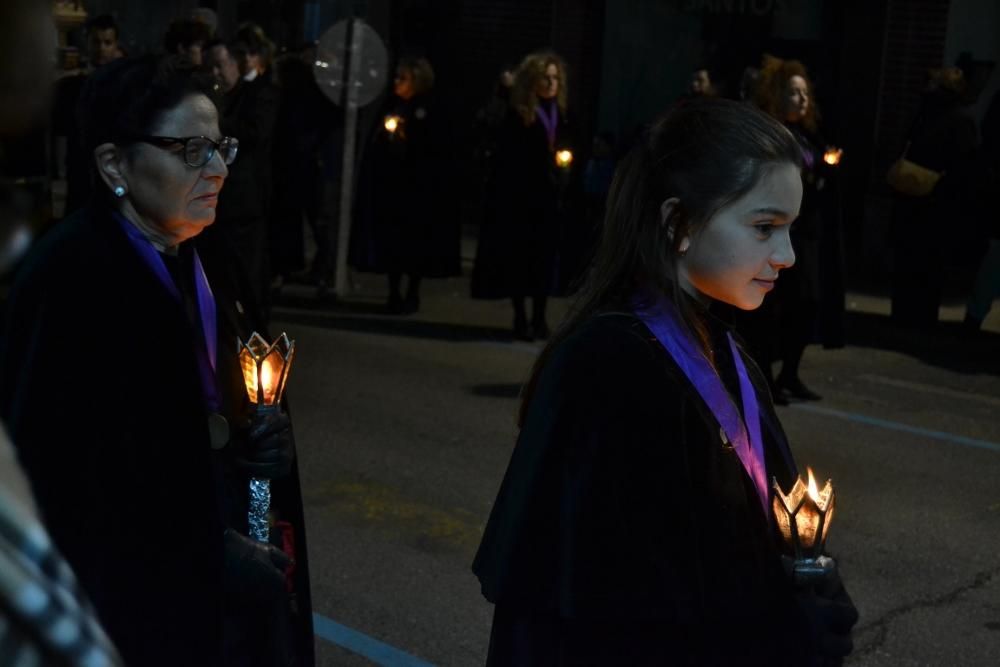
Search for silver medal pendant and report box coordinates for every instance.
[208,413,230,449]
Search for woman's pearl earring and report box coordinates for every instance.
[114,186,126,198]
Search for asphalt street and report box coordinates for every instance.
[272,269,1000,666]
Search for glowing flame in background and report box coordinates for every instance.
[823,147,843,165]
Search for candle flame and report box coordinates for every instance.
[260,358,275,398]
[384,115,400,133]
[807,467,820,502]
[823,147,842,165]
[555,149,573,168]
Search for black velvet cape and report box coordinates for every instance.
[350,92,461,278]
[473,312,818,665]
[471,106,579,299]
[0,205,313,666]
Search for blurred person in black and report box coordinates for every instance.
[0,1,121,660]
[269,43,339,291]
[1,56,313,666]
[474,66,516,180]
[351,56,460,314]
[204,37,279,315]
[965,88,1000,331]
[51,14,126,219]
[690,67,716,97]
[740,55,845,402]
[890,65,978,328]
[191,7,218,38]
[474,98,856,664]
[472,51,578,340]
[86,14,124,67]
[164,18,211,67]
[236,23,276,84]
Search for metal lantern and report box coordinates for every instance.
[238,332,295,542]
[772,468,836,582]
[239,332,295,409]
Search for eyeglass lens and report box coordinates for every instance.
[185,137,239,167]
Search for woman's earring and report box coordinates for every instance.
[114,185,126,198]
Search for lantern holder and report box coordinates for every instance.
[238,332,295,543]
[792,554,836,586]
[772,473,836,585]
[247,403,278,542]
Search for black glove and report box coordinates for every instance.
[222,528,292,601]
[235,410,295,479]
[792,559,859,664]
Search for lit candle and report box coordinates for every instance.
[238,332,296,541]
[555,149,573,169]
[823,147,843,166]
[772,467,836,583]
[384,115,402,134]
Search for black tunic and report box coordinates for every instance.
[0,205,314,666]
[473,312,818,665]
[350,92,461,278]
[471,105,578,299]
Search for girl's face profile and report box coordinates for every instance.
[677,162,801,310]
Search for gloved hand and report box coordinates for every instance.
[235,410,295,479]
[792,559,859,664]
[222,528,292,601]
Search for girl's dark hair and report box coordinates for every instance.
[519,97,802,426]
[78,55,210,156]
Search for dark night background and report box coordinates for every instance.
[61,0,1000,295]
[8,2,1000,665]
[56,0,1000,298]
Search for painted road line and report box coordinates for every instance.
[313,613,434,666]
[790,403,1000,454]
[856,373,1000,408]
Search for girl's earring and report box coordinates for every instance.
[114,185,126,198]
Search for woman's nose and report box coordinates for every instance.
[772,229,795,269]
[204,149,228,178]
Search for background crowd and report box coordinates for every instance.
[0,1,998,663]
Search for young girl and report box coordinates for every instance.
[473,98,856,665]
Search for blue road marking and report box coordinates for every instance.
[790,403,1000,454]
[313,613,435,666]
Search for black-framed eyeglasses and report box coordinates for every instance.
[129,135,239,168]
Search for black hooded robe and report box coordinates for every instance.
[0,205,314,666]
[473,312,822,665]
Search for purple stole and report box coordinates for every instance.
[635,295,770,516]
[115,212,220,411]
[535,100,559,150]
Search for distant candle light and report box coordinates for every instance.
[823,147,843,166]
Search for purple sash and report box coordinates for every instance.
[115,213,220,411]
[535,101,558,149]
[635,296,770,515]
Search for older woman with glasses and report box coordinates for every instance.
[0,56,313,666]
